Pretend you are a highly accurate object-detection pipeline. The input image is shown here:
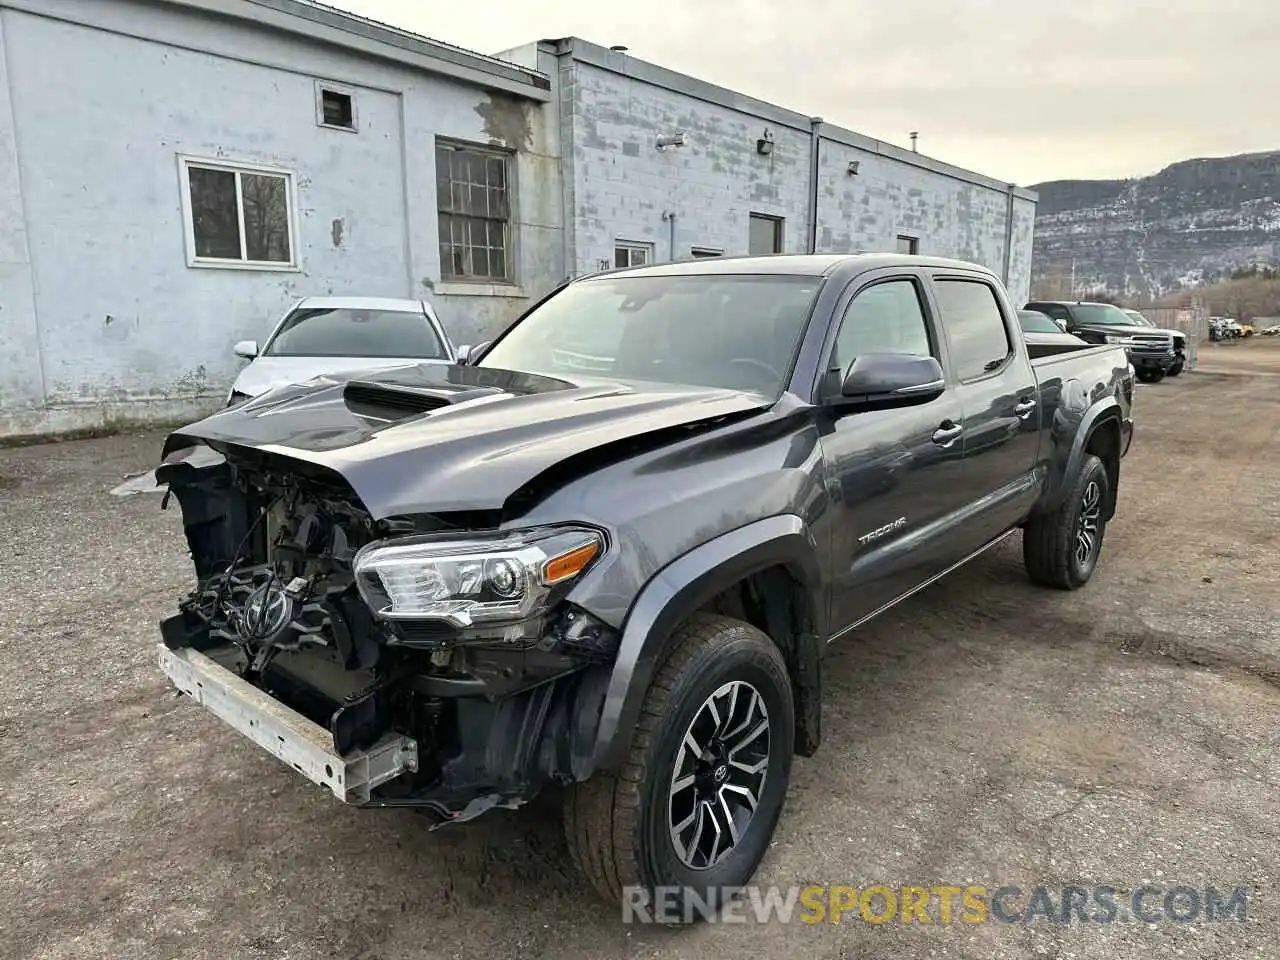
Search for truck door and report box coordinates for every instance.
[817,272,973,635]
[927,272,1042,548]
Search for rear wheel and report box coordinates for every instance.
[1023,453,1111,590]
[564,614,795,923]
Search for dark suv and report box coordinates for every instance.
[1025,300,1186,382]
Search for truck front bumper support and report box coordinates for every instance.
[157,643,418,804]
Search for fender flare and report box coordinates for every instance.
[1043,396,1122,515]
[590,514,825,773]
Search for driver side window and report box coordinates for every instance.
[830,278,934,376]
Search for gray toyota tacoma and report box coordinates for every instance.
[155,254,1135,919]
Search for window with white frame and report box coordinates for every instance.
[315,83,357,132]
[436,139,513,282]
[179,157,297,269]
[615,241,653,269]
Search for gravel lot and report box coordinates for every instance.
[2,340,1278,960]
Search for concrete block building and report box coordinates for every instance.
[499,38,1036,293]
[0,0,1036,438]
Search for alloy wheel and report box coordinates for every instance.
[1075,479,1102,567]
[668,680,771,870]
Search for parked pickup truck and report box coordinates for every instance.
[1024,299,1187,381]
[155,254,1135,921]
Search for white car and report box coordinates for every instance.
[226,296,457,405]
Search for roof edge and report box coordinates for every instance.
[0,0,552,100]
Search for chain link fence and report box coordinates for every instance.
[1128,300,1211,370]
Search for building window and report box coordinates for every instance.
[615,241,653,269]
[437,140,513,282]
[690,246,724,258]
[316,83,357,131]
[179,156,297,269]
[748,213,784,255]
[896,235,919,254]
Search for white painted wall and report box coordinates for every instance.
[0,1,560,438]
[0,9,1036,439]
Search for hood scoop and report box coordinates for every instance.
[343,379,505,422]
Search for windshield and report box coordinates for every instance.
[478,274,822,397]
[1018,310,1064,334]
[1123,310,1153,326]
[263,307,446,359]
[1071,303,1137,326]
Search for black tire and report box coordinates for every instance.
[1168,355,1185,376]
[1135,367,1165,383]
[1023,453,1111,590]
[564,614,795,923]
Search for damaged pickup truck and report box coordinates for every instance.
[156,254,1135,918]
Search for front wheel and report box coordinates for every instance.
[1023,453,1111,590]
[564,614,795,923]
[1136,367,1165,383]
[1168,354,1185,376]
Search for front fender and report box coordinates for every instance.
[590,514,825,773]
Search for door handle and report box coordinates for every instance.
[931,421,962,447]
[1014,397,1037,419]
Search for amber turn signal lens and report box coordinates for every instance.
[542,541,600,584]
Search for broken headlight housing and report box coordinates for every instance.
[352,526,604,628]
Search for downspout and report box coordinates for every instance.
[807,117,823,254]
[662,210,677,261]
[1001,182,1017,287]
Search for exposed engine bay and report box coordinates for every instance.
[156,440,618,820]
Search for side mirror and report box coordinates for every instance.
[466,341,491,365]
[837,353,945,406]
[455,343,472,364]
[233,339,259,359]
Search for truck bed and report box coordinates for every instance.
[1027,339,1111,363]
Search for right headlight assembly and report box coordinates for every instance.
[352,525,604,628]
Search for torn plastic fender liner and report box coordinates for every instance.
[155,441,250,581]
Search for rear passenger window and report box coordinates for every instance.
[934,280,1012,380]
[831,279,933,376]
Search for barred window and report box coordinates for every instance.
[436,141,512,282]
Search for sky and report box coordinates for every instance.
[324,0,1278,186]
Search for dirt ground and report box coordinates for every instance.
[2,339,1278,960]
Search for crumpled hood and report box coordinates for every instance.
[165,363,771,519]
[231,354,451,398]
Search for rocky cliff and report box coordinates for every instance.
[1030,150,1280,298]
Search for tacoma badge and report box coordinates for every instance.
[858,516,907,545]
